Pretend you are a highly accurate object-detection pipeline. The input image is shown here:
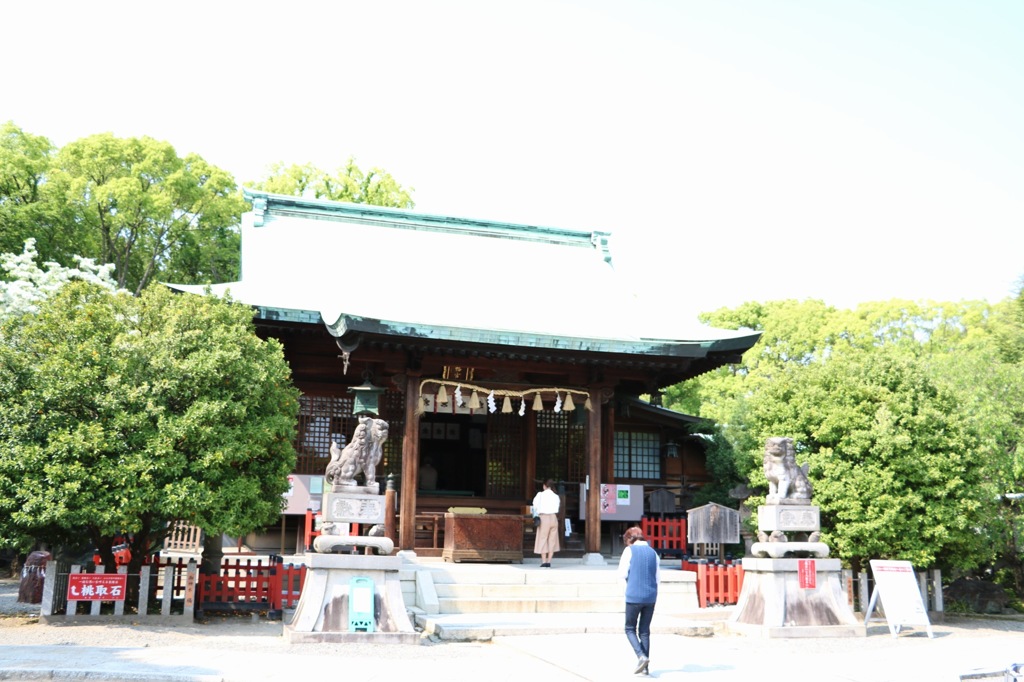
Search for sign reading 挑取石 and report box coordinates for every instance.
[866,559,934,638]
[798,559,816,588]
[67,573,128,601]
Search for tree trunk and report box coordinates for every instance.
[201,532,224,575]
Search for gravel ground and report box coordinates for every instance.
[4,576,1024,679]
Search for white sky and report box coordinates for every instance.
[4,0,1022,321]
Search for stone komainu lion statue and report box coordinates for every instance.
[325,416,389,491]
[763,436,813,503]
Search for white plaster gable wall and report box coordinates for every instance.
[240,209,649,341]
[172,201,756,346]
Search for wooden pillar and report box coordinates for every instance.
[384,475,398,545]
[603,400,616,482]
[399,373,421,551]
[585,388,603,554]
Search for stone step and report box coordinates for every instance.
[427,569,620,586]
[437,595,625,614]
[435,582,623,599]
[414,611,725,641]
[402,560,699,617]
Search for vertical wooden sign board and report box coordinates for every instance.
[865,559,934,638]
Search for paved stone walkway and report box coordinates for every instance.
[3,577,1022,681]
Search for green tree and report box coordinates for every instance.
[0,281,299,577]
[745,343,990,571]
[931,292,1024,593]
[46,133,246,294]
[665,298,1016,575]
[686,423,746,509]
[249,158,414,208]
[0,122,73,262]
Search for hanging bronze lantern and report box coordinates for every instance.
[350,378,385,417]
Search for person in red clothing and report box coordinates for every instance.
[618,526,660,675]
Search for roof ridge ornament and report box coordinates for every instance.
[251,195,267,227]
[590,230,612,265]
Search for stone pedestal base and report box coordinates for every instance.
[313,534,394,555]
[750,541,830,559]
[729,557,864,638]
[284,553,419,644]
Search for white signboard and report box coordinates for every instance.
[578,484,644,521]
[866,560,933,638]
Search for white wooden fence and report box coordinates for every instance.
[844,568,944,616]
[41,559,198,623]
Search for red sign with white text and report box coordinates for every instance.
[798,559,817,589]
[67,573,127,601]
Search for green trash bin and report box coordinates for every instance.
[348,576,375,633]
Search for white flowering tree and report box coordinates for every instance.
[0,238,119,321]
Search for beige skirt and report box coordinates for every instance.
[534,513,561,554]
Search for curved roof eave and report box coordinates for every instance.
[163,282,762,359]
[324,312,760,359]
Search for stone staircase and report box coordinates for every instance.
[398,557,725,640]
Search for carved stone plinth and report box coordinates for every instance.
[284,553,417,644]
[315,491,392,554]
[729,557,864,638]
[758,505,819,532]
[755,504,823,549]
[322,491,386,525]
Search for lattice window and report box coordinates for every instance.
[293,391,405,478]
[296,395,353,457]
[613,431,661,480]
[536,411,585,484]
[485,413,523,498]
[536,411,567,483]
[566,421,586,483]
[378,389,405,477]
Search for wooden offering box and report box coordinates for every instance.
[442,512,524,563]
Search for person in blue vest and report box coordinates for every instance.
[618,526,660,675]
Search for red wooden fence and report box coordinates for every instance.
[192,556,309,619]
[195,557,282,618]
[681,559,745,607]
[640,516,687,558]
[278,562,307,609]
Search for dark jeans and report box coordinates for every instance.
[624,601,656,658]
